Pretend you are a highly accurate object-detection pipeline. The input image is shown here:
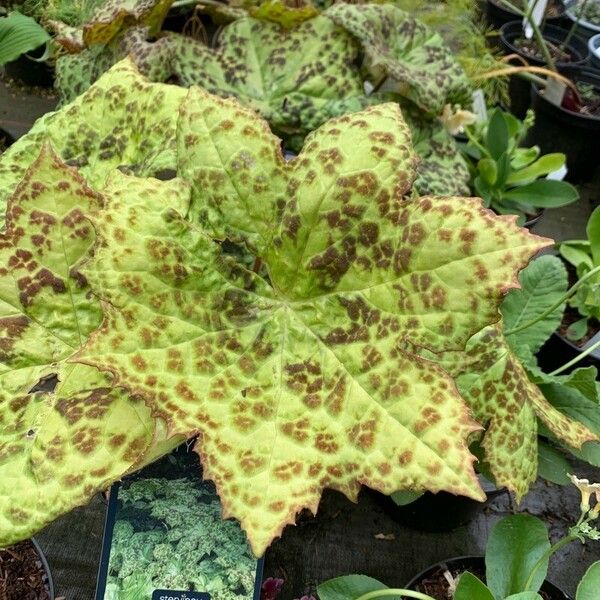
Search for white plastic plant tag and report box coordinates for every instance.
[547,164,568,181]
[544,78,567,107]
[471,89,487,122]
[523,0,548,38]
[363,80,374,95]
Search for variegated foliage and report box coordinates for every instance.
[0,61,581,556]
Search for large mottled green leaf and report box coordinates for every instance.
[0,146,182,546]
[72,96,549,554]
[0,59,186,222]
[325,3,472,116]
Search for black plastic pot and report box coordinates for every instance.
[499,21,590,118]
[484,0,567,30]
[536,330,600,373]
[3,45,54,88]
[405,556,571,599]
[369,479,503,533]
[526,66,600,182]
[31,537,55,600]
[564,0,600,41]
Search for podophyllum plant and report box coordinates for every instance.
[49,0,472,196]
[0,60,595,556]
[559,206,600,341]
[459,108,579,224]
[317,476,600,600]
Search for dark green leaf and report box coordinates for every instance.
[486,514,550,597]
[317,575,393,600]
[0,11,50,66]
[390,490,424,506]
[487,109,509,160]
[576,561,600,600]
[566,318,589,341]
[454,572,495,600]
[502,180,579,209]
[586,206,600,267]
[537,440,571,485]
[479,157,498,186]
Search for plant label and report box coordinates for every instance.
[544,79,567,107]
[472,89,488,121]
[94,442,264,600]
[523,0,548,38]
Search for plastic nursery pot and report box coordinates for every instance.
[564,0,600,41]
[499,21,590,118]
[368,479,503,533]
[484,0,566,30]
[405,556,572,600]
[524,208,544,229]
[3,45,54,88]
[590,33,600,69]
[536,330,600,373]
[526,66,600,182]
[0,538,55,600]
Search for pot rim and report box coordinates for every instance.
[589,33,600,56]
[532,67,600,122]
[404,555,572,599]
[564,0,600,34]
[31,537,55,600]
[499,20,591,66]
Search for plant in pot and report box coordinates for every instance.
[2,58,595,558]
[484,0,566,30]
[317,475,600,600]
[458,107,579,225]
[564,0,600,40]
[526,65,600,182]
[0,538,54,600]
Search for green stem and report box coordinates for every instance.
[504,264,600,336]
[464,126,489,158]
[549,337,600,375]
[561,0,590,52]
[355,590,436,600]
[523,534,578,591]
[522,0,557,71]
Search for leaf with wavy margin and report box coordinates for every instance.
[73,95,549,554]
[0,146,184,546]
[325,3,472,116]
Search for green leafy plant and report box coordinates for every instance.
[559,206,600,341]
[317,475,600,600]
[0,60,557,555]
[0,10,50,65]
[460,108,579,223]
[106,477,256,600]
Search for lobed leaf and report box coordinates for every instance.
[0,146,180,546]
[325,3,472,116]
[0,60,186,221]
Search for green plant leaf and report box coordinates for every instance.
[502,255,568,355]
[586,206,600,267]
[318,575,392,600]
[567,317,589,341]
[454,572,495,600]
[0,11,50,66]
[502,180,579,209]
[507,153,566,186]
[486,514,551,597]
[479,158,498,187]
[68,93,550,555]
[537,440,572,485]
[82,0,173,45]
[325,3,472,115]
[0,145,184,546]
[435,325,597,500]
[390,490,423,506]
[504,594,544,600]
[576,560,600,600]
[249,0,320,27]
[559,242,594,271]
[511,146,539,171]
[0,59,187,222]
[486,109,509,160]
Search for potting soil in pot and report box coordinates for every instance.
[0,541,51,600]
